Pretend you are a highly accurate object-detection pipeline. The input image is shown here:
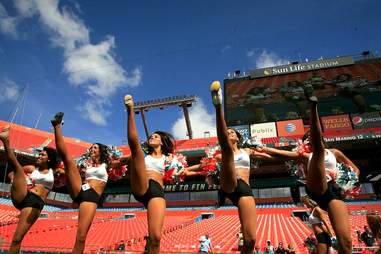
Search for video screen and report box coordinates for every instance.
[224,58,381,126]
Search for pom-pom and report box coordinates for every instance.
[75,149,92,169]
[296,139,311,155]
[335,163,360,198]
[199,145,221,185]
[284,140,308,179]
[107,147,128,181]
[285,160,306,180]
[242,137,263,148]
[107,166,127,181]
[163,153,188,184]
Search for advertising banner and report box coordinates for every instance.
[230,125,251,140]
[351,112,381,129]
[250,56,354,78]
[163,183,219,192]
[250,122,277,139]
[321,114,352,132]
[324,132,381,142]
[276,119,305,137]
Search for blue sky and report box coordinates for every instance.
[1,0,380,146]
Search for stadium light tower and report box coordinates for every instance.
[133,95,196,140]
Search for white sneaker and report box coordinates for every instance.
[124,95,134,108]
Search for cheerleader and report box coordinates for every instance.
[301,195,335,254]
[0,126,59,254]
[124,95,176,254]
[259,90,360,254]
[209,81,276,254]
[51,113,112,254]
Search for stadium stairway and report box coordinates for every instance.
[125,213,313,254]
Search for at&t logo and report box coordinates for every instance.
[284,123,296,133]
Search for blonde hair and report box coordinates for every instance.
[367,214,381,238]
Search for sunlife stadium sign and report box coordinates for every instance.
[250,56,354,78]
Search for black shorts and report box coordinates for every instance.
[133,179,164,208]
[73,184,101,205]
[219,179,253,207]
[316,232,332,245]
[306,181,344,211]
[12,191,45,211]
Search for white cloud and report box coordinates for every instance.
[0,79,21,102]
[125,66,143,87]
[246,49,289,68]
[64,37,128,97]
[253,50,289,68]
[1,0,142,125]
[0,3,20,38]
[13,0,36,17]
[171,98,216,140]
[78,100,111,126]
[32,0,89,51]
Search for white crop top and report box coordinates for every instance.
[308,208,322,225]
[85,163,108,183]
[29,168,54,190]
[323,149,337,171]
[308,149,337,180]
[145,155,166,175]
[234,149,250,169]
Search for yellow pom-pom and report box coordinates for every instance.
[210,81,221,91]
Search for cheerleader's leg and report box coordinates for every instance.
[211,82,237,193]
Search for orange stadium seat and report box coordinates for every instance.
[2,204,379,253]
